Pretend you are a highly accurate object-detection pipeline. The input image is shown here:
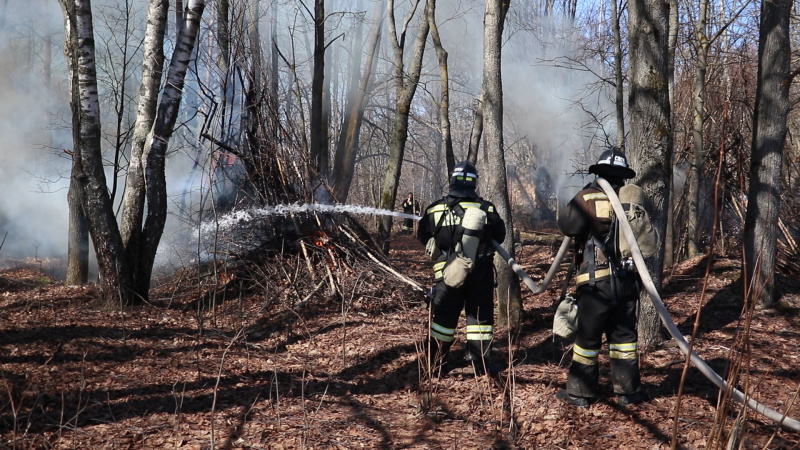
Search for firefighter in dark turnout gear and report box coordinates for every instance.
[556,148,645,407]
[417,161,506,376]
[402,192,419,233]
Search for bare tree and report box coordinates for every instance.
[62,0,90,285]
[332,0,384,202]
[60,0,205,305]
[743,0,791,309]
[376,0,430,252]
[612,0,625,150]
[627,0,673,349]
[427,0,454,176]
[310,0,328,183]
[481,0,520,327]
[664,0,678,268]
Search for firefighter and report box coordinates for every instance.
[556,147,645,407]
[417,161,506,376]
[402,192,419,233]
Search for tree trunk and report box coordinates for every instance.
[612,0,625,149]
[332,0,384,202]
[687,0,709,259]
[664,0,678,268]
[310,0,327,179]
[467,92,484,170]
[428,0,453,176]
[60,0,132,304]
[119,0,169,304]
[744,0,790,309]
[482,0,519,328]
[136,0,206,300]
[62,3,89,286]
[61,0,205,306]
[120,0,168,260]
[377,0,430,252]
[628,0,672,350]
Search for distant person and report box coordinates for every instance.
[417,161,506,376]
[556,147,645,408]
[402,192,419,233]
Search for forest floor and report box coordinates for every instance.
[1,231,800,449]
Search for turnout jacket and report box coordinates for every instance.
[558,180,638,298]
[417,194,506,280]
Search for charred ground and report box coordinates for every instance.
[1,230,799,449]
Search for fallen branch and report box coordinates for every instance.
[337,225,425,293]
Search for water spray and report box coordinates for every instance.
[200,203,421,234]
[197,199,800,429]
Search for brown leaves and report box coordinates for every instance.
[0,238,799,448]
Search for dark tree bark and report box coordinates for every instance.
[310,0,328,179]
[744,0,790,309]
[628,0,672,350]
[612,0,625,150]
[60,0,131,303]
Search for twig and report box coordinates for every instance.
[337,225,425,292]
[210,329,244,450]
[299,241,317,281]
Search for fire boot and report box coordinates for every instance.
[426,337,453,375]
[464,340,506,376]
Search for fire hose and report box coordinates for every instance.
[491,178,800,431]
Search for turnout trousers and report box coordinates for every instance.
[428,257,495,360]
[567,285,641,399]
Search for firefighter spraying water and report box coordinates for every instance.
[192,170,800,430]
[417,161,507,376]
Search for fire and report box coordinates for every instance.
[312,231,330,247]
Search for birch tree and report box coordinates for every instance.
[61,0,206,305]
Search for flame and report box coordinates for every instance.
[312,231,330,247]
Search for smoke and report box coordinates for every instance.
[426,3,616,198]
[0,3,71,262]
[0,1,618,274]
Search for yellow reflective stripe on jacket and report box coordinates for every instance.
[582,192,608,201]
[433,261,447,279]
[575,267,611,285]
[431,322,456,342]
[466,324,493,341]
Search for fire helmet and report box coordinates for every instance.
[449,161,479,198]
[588,147,636,179]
